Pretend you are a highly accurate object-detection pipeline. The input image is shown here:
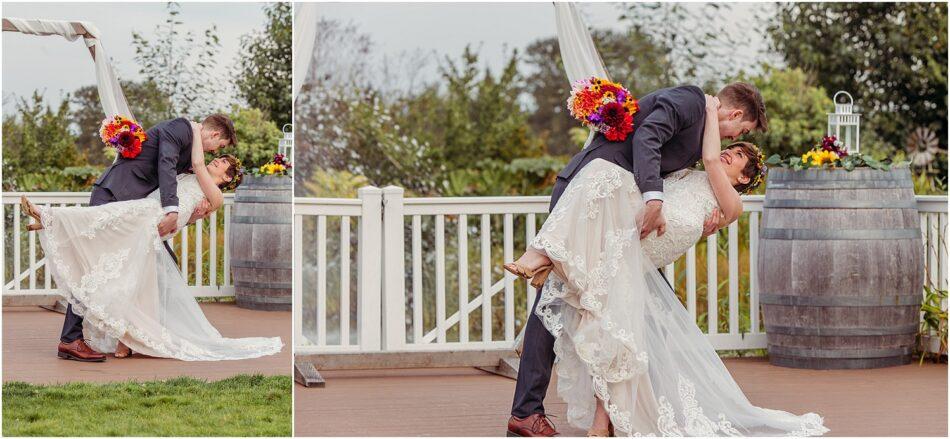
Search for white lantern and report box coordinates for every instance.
[278,123,293,158]
[827,91,861,154]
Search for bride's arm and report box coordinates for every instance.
[701,96,743,226]
[190,122,224,211]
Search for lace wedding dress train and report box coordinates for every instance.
[531,159,828,436]
[37,174,283,360]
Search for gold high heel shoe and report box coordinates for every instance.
[503,262,554,289]
[20,196,40,221]
[586,422,615,437]
[114,341,134,358]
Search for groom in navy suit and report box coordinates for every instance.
[507,83,767,436]
[57,114,236,362]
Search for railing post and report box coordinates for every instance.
[292,211,304,348]
[357,186,383,351]
[382,186,407,350]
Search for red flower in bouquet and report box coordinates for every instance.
[99,115,147,159]
[602,102,634,141]
[567,76,638,142]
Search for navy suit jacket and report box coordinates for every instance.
[551,85,707,210]
[93,118,194,207]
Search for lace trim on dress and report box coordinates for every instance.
[532,163,649,434]
[528,161,828,437]
[38,205,283,361]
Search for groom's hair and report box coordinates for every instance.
[717,82,768,133]
[203,114,237,147]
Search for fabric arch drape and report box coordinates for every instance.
[515,1,611,354]
[5,17,134,120]
[293,3,318,102]
[554,3,608,150]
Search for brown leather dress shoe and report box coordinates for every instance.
[508,414,559,437]
[58,339,106,362]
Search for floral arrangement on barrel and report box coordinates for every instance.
[765,135,891,171]
[99,115,147,159]
[248,153,292,177]
[567,76,639,141]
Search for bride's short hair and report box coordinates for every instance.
[217,154,243,191]
[726,141,765,194]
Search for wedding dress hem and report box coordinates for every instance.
[38,198,283,362]
[529,159,829,437]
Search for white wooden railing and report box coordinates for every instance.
[296,188,948,356]
[2,192,236,300]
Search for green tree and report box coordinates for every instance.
[769,2,949,152]
[524,29,674,156]
[737,66,833,158]
[71,80,174,166]
[412,47,544,173]
[620,2,742,85]
[132,2,227,118]
[226,106,282,169]
[235,2,292,126]
[2,93,87,191]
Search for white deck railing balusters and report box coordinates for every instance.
[707,234,718,334]
[728,222,739,335]
[3,193,235,300]
[458,214,469,343]
[291,190,947,356]
[481,213,492,343]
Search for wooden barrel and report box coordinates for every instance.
[229,175,293,311]
[758,166,924,369]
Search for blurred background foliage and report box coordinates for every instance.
[2,2,292,192]
[297,2,947,198]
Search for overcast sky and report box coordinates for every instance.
[2,2,268,113]
[312,2,776,91]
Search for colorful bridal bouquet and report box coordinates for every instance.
[99,115,147,159]
[765,135,890,171]
[251,153,293,177]
[567,76,639,141]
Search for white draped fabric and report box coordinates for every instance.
[515,2,608,354]
[4,17,134,120]
[554,3,607,151]
[554,3,609,85]
[293,3,318,101]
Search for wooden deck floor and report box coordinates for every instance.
[2,303,291,384]
[294,358,948,437]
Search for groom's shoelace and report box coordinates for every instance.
[534,414,557,432]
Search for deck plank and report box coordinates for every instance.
[294,359,948,437]
[3,303,291,384]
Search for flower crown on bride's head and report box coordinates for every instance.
[744,149,768,194]
[219,155,244,192]
[726,142,767,195]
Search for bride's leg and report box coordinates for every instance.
[588,397,613,436]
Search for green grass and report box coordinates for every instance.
[3,374,291,437]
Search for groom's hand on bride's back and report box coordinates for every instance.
[640,200,667,239]
[158,212,179,237]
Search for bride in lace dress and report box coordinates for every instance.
[505,96,828,436]
[21,122,283,361]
